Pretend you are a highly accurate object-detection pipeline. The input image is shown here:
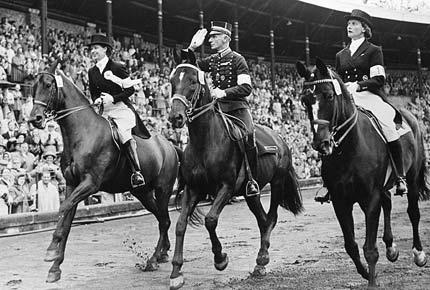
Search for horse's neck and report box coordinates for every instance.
[58,80,101,149]
[188,107,226,150]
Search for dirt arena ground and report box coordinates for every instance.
[1,187,429,289]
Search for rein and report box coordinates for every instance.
[35,72,96,122]
[303,76,358,148]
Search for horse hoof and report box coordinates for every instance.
[386,244,399,262]
[413,248,427,267]
[170,274,185,290]
[46,270,61,283]
[44,250,59,262]
[158,254,169,263]
[144,261,159,271]
[251,265,267,277]
[214,253,229,271]
[256,253,270,266]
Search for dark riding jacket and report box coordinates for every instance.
[183,47,252,113]
[88,58,150,138]
[335,39,401,123]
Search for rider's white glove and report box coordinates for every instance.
[100,92,114,104]
[212,88,226,99]
[188,29,207,51]
[346,82,359,93]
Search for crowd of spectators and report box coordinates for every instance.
[0,15,429,215]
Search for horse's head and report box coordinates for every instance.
[296,58,353,155]
[168,50,212,128]
[30,60,64,129]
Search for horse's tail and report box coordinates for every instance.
[280,148,303,215]
[173,145,205,227]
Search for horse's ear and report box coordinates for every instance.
[173,49,181,65]
[296,61,310,80]
[315,57,328,76]
[48,59,59,74]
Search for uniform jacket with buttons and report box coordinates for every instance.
[88,58,151,138]
[335,40,401,124]
[184,48,252,112]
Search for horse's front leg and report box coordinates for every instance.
[45,175,99,283]
[381,194,399,262]
[332,197,369,281]
[363,192,382,288]
[205,183,232,271]
[170,186,201,290]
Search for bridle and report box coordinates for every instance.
[302,73,358,148]
[34,72,96,122]
[170,64,218,123]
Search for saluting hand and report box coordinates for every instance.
[189,29,207,51]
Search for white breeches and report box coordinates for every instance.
[345,82,399,142]
[101,101,135,143]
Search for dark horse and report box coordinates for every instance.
[167,57,303,289]
[296,58,429,288]
[30,61,181,283]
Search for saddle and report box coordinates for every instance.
[219,111,279,156]
[357,107,411,191]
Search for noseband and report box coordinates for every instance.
[34,72,95,122]
[303,76,358,148]
[170,64,217,123]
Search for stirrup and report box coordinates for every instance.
[131,172,145,188]
[394,177,408,196]
[245,180,260,198]
[314,187,330,204]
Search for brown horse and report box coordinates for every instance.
[30,62,182,283]
[296,58,429,288]
[167,57,303,289]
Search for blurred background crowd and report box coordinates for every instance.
[0,16,429,215]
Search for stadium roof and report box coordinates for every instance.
[2,0,430,69]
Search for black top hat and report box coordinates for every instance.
[88,33,113,49]
[209,21,232,37]
[345,9,373,29]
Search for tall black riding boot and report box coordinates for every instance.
[125,139,145,188]
[245,132,259,197]
[388,139,408,196]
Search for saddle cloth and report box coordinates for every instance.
[358,107,411,189]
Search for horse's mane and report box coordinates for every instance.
[325,66,354,124]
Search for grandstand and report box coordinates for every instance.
[0,0,429,215]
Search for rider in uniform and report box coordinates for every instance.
[88,33,150,188]
[315,10,407,203]
[183,21,259,197]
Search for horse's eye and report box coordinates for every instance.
[46,83,51,88]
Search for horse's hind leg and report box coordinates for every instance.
[205,183,232,272]
[381,193,399,262]
[407,183,427,267]
[133,186,170,271]
[332,199,369,281]
[245,184,278,277]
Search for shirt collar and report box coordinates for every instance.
[96,56,109,73]
[349,37,365,56]
[218,47,231,58]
